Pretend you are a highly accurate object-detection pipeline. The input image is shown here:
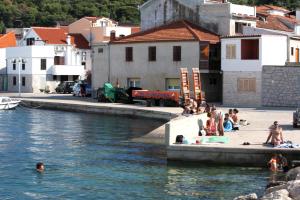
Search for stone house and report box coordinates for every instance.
[68,17,140,45]
[221,34,288,106]
[92,20,222,102]
[6,27,91,93]
[140,0,256,36]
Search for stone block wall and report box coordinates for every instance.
[223,71,262,107]
[262,66,300,107]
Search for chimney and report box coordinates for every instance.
[110,31,116,41]
[66,35,71,45]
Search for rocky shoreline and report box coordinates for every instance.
[234,167,300,200]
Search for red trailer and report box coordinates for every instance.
[132,90,179,106]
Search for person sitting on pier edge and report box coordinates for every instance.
[232,108,239,124]
[223,113,233,132]
[211,105,224,136]
[204,112,216,136]
[265,121,284,147]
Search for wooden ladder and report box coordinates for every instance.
[192,68,203,102]
[180,68,190,103]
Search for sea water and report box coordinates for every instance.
[0,108,269,199]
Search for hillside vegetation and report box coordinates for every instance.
[0,0,299,33]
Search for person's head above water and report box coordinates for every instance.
[36,162,45,172]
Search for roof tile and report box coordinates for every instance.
[0,32,17,48]
[111,20,219,44]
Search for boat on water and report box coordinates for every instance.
[0,97,21,110]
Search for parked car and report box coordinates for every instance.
[73,82,92,97]
[55,81,75,94]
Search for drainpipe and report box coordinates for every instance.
[287,36,290,64]
[108,43,111,83]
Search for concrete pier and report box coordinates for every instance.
[3,93,300,167]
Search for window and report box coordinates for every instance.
[173,46,181,61]
[53,75,57,81]
[237,78,256,92]
[26,38,35,46]
[200,44,209,60]
[125,47,133,62]
[41,59,47,70]
[241,39,259,60]
[54,56,65,65]
[22,77,26,86]
[226,44,236,59]
[13,60,16,70]
[235,22,247,34]
[127,78,140,87]
[22,60,25,70]
[13,76,16,86]
[291,47,294,56]
[148,46,156,61]
[82,62,86,70]
[98,48,103,53]
[166,78,180,90]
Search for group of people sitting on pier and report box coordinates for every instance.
[203,107,241,136]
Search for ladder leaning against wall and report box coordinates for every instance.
[192,68,203,102]
[180,68,190,104]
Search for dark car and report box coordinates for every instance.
[55,81,75,94]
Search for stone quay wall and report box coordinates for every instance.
[262,66,300,107]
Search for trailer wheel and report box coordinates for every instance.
[159,99,165,107]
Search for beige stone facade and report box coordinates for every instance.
[223,71,262,106]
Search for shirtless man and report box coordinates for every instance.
[265,121,283,146]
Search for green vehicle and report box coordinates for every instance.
[96,83,130,103]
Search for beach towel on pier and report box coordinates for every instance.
[275,141,300,149]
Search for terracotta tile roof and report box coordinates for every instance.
[131,27,141,34]
[69,33,90,49]
[33,27,90,49]
[0,32,17,48]
[256,5,296,32]
[111,20,219,44]
[33,27,68,44]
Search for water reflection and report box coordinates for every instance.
[165,163,269,200]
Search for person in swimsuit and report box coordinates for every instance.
[265,121,283,146]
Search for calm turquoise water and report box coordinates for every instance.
[0,108,270,199]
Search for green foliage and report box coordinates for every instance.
[0,0,299,30]
[0,0,147,29]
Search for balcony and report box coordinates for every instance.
[50,65,85,75]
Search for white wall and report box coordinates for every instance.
[0,49,6,74]
[261,35,287,66]
[230,3,256,16]
[104,27,132,37]
[289,39,300,62]
[221,37,262,71]
[20,29,45,46]
[221,35,287,72]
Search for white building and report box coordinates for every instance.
[221,34,288,106]
[68,17,140,45]
[6,27,91,93]
[92,20,222,102]
[140,0,256,36]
